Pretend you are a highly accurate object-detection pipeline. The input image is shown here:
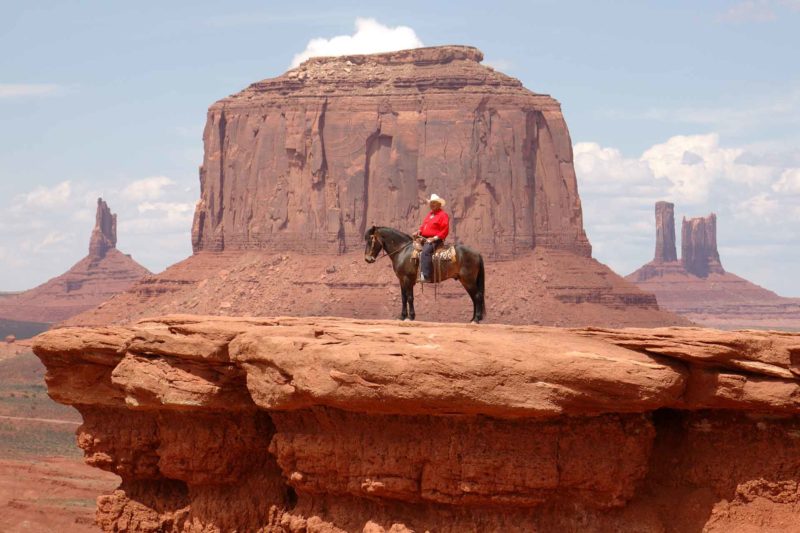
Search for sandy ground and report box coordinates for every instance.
[0,351,118,532]
[0,455,118,532]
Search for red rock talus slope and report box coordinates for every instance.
[67,248,688,328]
[192,45,590,258]
[628,202,800,330]
[0,198,150,325]
[34,315,800,532]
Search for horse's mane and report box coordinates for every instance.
[374,226,412,242]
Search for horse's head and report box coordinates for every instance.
[364,226,382,263]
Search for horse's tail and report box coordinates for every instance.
[477,253,486,318]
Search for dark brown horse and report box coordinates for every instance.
[364,226,486,323]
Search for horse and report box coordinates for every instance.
[364,226,486,323]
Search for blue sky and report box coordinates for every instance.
[1,1,799,294]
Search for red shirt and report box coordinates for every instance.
[419,209,450,240]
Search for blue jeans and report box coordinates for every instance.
[421,240,439,280]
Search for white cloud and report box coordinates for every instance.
[773,168,800,193]
[34,231,73,252]
[137,201,193,215]
[0,246,26,269]
[13,180,72,211]
[642,133,773,203]
[290,18,424,68]
[0,83,61,98]
[574,142,653,186]
[123,176,174,201]
[124,202,195,234]
[575,133,800,289]
[575,134,776,205]
[737,193,780,220]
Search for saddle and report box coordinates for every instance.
[411,238,457,265]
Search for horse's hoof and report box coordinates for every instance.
[470,320,481,325]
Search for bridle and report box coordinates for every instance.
[368,232,412,261]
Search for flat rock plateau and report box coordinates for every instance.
[628,202,800,330]
[33,314,800,532]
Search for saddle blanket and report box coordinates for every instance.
[411,242,457,263]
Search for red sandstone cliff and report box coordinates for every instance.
[628,202,800,330]
[191,46,590,258]
[32,315,800,531]
[67,46,686,329]
[0,199,151,325]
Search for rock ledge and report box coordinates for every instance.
[32,316,800,532]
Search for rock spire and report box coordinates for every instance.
[681,213,724,277]
[653,201,678,263]
[88,198,117,259]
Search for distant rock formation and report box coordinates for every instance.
[33,315,800,531]
[88,198,117,258]
[0,198,151,325]
[628,202,800,329]
[681,213,724,277]
[191,46,591,258]
[654,201,677,263]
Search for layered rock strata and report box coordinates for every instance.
[33,315,800,532]
[191,46,591,258]
[628,202,800,330]
[0,198,150,325]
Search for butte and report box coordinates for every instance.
[628,201,800,330]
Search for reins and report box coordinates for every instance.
[374,238,412,261]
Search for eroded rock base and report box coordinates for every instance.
[82,408,800,532]
[32,317,800,531]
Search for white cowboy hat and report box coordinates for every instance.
[427,193,446,207]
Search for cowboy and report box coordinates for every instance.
[414,193,450,282]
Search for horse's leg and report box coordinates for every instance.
[400,284,408,320]
[400,278,416,321]
[406,280,416,321]
[458,278,479,323]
